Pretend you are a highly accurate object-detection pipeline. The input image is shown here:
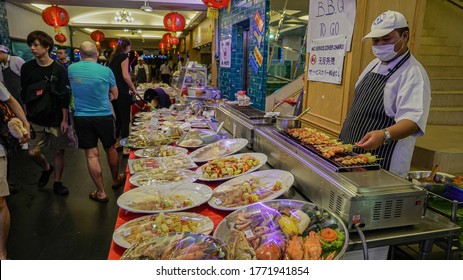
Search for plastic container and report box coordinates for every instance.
[237,91,250,106]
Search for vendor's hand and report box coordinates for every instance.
[355,130,385,150]
[60,121,69,133]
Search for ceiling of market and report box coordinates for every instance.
[7,0,309,47]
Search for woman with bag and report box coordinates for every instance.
[108,37,137,155]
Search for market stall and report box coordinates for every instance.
[107,103,460,260]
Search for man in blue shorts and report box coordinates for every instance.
[68,41,124,203]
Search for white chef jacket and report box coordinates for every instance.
[356,51,431,177]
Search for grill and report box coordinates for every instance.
[278,130,381,172]
[227,104,267,119]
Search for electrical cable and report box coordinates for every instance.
[354,223,369,260]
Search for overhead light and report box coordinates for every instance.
[141,1,153,12]
[115,9,134,23]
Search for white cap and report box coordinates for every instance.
[363,10,408,40]
[0,45,9,54]
[137,56,144,61]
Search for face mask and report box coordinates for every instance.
[372,36,403,62]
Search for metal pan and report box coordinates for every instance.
[276,115,300,131]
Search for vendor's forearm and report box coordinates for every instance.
[386,120,419,140]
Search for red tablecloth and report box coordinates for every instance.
[107,152,230,260]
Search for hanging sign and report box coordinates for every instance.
[220,38,231,68]
[307,35,347,84]
[307,0,356,52]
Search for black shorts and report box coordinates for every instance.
[73,115,116,149]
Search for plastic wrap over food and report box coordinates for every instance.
[121,232,228,260]
[214,199,349,260]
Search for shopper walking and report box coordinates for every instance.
[160,60,171,85]
[20,30,72,195]
[0,83,30,260]
[68,41,124,202]
[56,46,72,71]
[108,37,137,156]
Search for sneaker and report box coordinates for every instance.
[53,182,69,196]
[38,165,54,188]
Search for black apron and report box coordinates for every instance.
[137,66,147,84]
[339,52,411,170]
[2,65,22,105]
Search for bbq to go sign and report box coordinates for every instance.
[307,0,356,52]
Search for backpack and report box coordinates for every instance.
[23,62,64,118]
[0,101,20,152]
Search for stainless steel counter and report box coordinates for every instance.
[237,139,461,259]
[214,106,461,259]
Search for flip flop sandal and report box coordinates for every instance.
[112,174,126,189]
[89,191,109,203]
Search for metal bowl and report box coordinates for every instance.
[406,171,455,195]
[276,115,300,131]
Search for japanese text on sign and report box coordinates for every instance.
[308,35,347,84]
[307,0,356,52]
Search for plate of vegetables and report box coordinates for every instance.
[208,170,294,211]
[113,212,214,249]
[195,153,267,182]
[214,199,349,260]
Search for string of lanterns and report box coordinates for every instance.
[41,4,69,44]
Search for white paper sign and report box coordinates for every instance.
[220,38,231,68]
[307,36,347,84]
[307,0,356,52]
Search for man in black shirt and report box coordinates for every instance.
[20,30,71,195]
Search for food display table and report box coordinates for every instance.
[108,113,460,259]
[107,151,461,259]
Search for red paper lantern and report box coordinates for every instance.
[162,33,172,44]
[202,0,230,9]
[171,36,179,46]
[109,39,118,49]
[158,41,166,49]
[42,5,69,32]
[171,36,179,49]
[163,12,186,32]
[90,30,105,43]
[54,32,67,44]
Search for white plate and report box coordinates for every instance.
[113,212,214,248]
[134,146,188,158]
[177,134,222,148]
[208,169,294,211]
[117,183,212,214]
[128,155,197,174]
[195,152,267,182]
[129,169,199,188]
[189,138,249,162]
